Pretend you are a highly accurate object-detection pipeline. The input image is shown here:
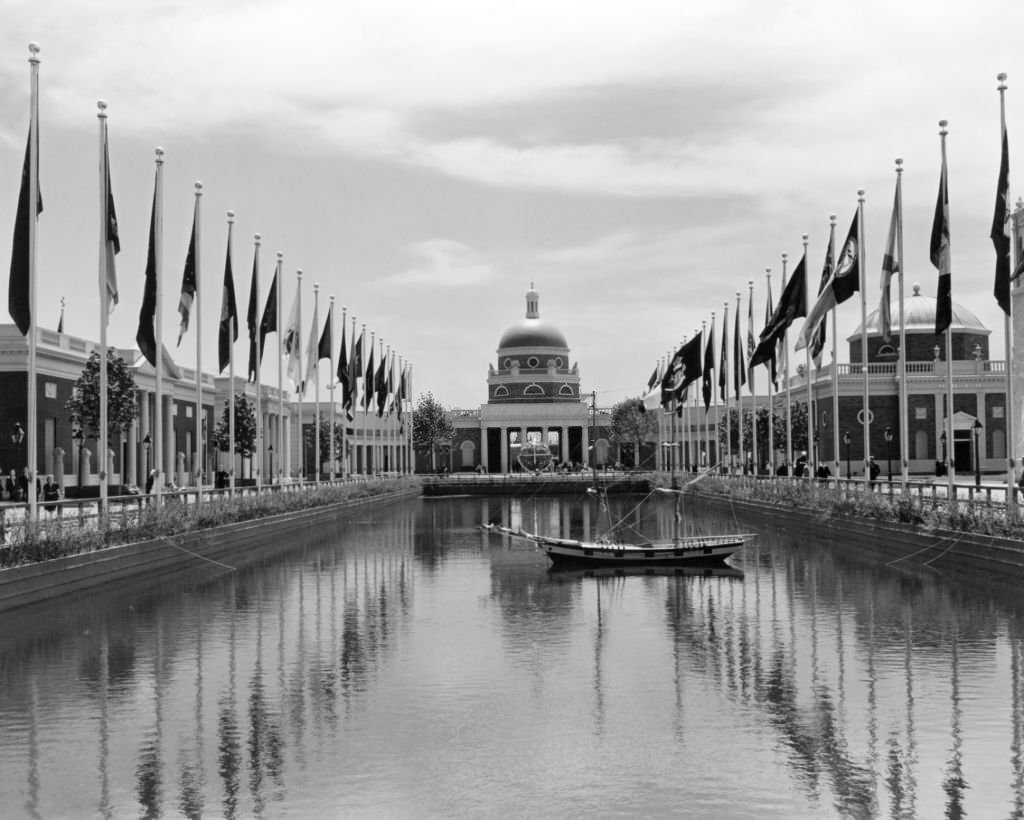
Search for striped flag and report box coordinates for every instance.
[177,203,197,345]
[932,144,952,334]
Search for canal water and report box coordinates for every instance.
[0,493,1022,819]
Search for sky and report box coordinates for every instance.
[1,1,1023,409]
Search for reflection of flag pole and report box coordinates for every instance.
[26,44,40,522]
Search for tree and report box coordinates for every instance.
[302,414,345,473]
[718,400,808,470]
[213,393,257,455]
[412,392,454,471]
[609,398,657,467]
[65,350,138,439]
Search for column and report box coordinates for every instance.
[499,426,508,473]
[480,425,489,472]
[581,425,590,470]
[127,418,138,488]
[163,395,174,486]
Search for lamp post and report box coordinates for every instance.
[973,418,983,488]
[940,431,947,476]
[72,428,84,491]
[843,431,852,479]
[268,443,274,484]
[884,427,893,482]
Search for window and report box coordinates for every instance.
[992,429,1006,458]
[503,358,513,369]
[523,384,545,396]
[914,429,929,460]
[493,385,510,398]
[877,344,897,359]
[558,384,575,396]
[554,357,563,367]
[527,356,539,368]
[460,440,476,468]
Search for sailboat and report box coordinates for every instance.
[483,468,751,568]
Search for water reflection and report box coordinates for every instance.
[0,496,1022,817]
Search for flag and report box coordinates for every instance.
[661,333,702,407]
[136,175,158,367]
[993,125,1012,316]
[57,301,64,334]
[718,310,728,401]
[732,303,745,398]
[396,363,407,421]
[762,276,778,387]
[879,183,901,342]
[375,349,389,417]
[284,282,302,391]
[318,302,333,363]
[9,131,42,335]
[218,225,238,374]
[101,126,119,318]
[304,305,319,393]
[363,341,375,411]
[752,255,807,366]
[702,322,715,411]
[638,360,663,412]
[809,224,834,366]
[797,212,860,350]
[349,328,364,417]
[337,320,351,416]
[259,268,277,361]
[246,248,259,381]
[746,287,755,388]
[932,147,952,335]
[177,204,197,345]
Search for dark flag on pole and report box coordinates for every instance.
[661,333,702,408]
[258,268,277,362]
[702,322,715,411]
[718,309,729,402]
[101,127,120,318]
[177,205,197,345]
[9,132,42,336]
[246,249,259,381]
[218,225,238,373]
[752,254,807,367]
[337,320,351,415]
[318,301,333,362]
[832,211,861,305]
[350,328,364,417]
[135,176,158,367]
[880,184,901,341]
[375,350,389,418]
[993,125,1012,316]
[363,341,375,411]
[763,276,778,387]
[932,140,952,335]
[808,227,833,367]
[732,303,745,399]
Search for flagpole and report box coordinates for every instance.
[227,211,235,495]
[296,270,303,482]
[998,73,1016,516]
[192,182,202,505]
[765,269,774,475]
[735,291,743,473]
[153,148,164,508]
[896,158,908,489]
[701,319,708,469]
[97,101,110,519]
[827,214,840,479]
[26,43,40,523]
[312,282,320,484]
[329,295,336,481]
[340,305,347,477]
[709,312,717,470]
[858,189,870,482]
[276,252,283,483]
[253,233,262,491]
[939,120,956,497]
[786,247,796,472]
[749,280,757,476]
[723,300,731,473]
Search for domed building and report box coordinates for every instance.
[447,285,605,473]
[796,282,1006,476]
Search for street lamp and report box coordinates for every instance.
[884,427,893,482]
[973,418,983,488]
[10,421,24,444]
[72,428,84,490]
[843,431,852,479]
[268,443,274,484]
[940,431,947,476]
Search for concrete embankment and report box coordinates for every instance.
[0,486,418,614]
[693,489,1024,581]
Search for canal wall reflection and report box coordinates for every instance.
[0,495,1021,817]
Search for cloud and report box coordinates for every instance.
[384,238,495,287]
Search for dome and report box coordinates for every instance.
[497,285,569,350]
[850,282,989,339]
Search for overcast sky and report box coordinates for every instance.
[1,1,1022,408]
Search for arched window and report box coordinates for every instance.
[914,429,929,460]
[523,384,545,396]
[460,440,476,468]
[877,344,897,359]
[493,385,510,398]
[594,438,610,465]
[558,384,575,396]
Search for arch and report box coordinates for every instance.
[877,343,898,359]
[523,383,545,396]
[493,385,510,398]
[594,438,610,466]
[914,429,929,461]
[459,440,476,469]
[558,384,575,396]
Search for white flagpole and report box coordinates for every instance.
[192,182,202,504]
[722,300,731,473]
[765,269,774,474]
[296,270,303,481]
[253,233,262,491]
[784,248,794,472]
[276,252,283,483]
[153,149,164,508]
[827,215,840,478]
[940,120,956,497]
[708,313,716,469]
[998,74,1016,515]
[97,101,110,518]
[329,295,335,481]
[858,189,870,482]
[312,282,320,484]
[341,305,347,477]
[735,292,743,473]
[895,159,908,489]
[227,211,235,495]
[26,43,40,523]
[748,280,757,475]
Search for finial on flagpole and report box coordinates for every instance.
[829,214,836,226]
[781,252,787,262]
[276,251,282,261]
[155,147,164,165]
[802,233,808,242]
[895,157,903,173]
[195,181,203,196]
[313,282,319,293]
[28,42,40,57]
[765,268,771,282]
[857,189,865,203]
[998,72,1007,89]
[97,100,107,118]
[297,268,302,281]
[939,119,948,136]
[254,233,261,245]
[227,210,235,223]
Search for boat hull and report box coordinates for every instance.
[536,535,747,568]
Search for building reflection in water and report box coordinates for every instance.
[0,495,1023,816]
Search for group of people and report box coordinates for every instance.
[774,453,882,483]
[2,468,62,510]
